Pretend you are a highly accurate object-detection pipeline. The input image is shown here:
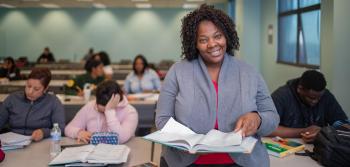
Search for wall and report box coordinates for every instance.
[0,4,226,63]
[235,0,261,69]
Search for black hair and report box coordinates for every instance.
[4,57,16,71]
[133,54,148,75]
[84,59,103,73]
[96,51,111,66]
[181,4,239,60]
[299,70,327,91]
[96,80,124,106]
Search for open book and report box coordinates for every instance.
[143,117,257,153]
[49,144,130,166]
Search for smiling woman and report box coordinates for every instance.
[0,68,65,142]
[156,4,279,167]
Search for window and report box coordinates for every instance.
[277,0,321,68]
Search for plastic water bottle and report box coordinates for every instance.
[50,123,61,158]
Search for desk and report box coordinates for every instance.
[0,80,124,94]
[0,137,152,167]
[0,137,321,167]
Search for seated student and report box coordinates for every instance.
[270,70,348,142]
[65,80,138,144]
[92,51,113,80]
[37,47,55,63]
[0,57,21,81]
[65,59,105,96]
[124,54,161,94]
[0,68,65,141]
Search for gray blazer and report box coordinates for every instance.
[155,54,279,167]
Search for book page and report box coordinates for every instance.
[161,117,196,135]
[86,144,130,164]
[197,129,242,147]
[49,145,95,165]
[192,136,257,153]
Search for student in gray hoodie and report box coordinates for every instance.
[0,68,65,141]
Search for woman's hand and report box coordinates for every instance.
[77,130,92,144]
[105,94,120,111]
[234,112,261,137]
[31,129,44,141]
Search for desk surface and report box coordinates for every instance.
[0,80,124,88]
[0,137,151,167]
[0,137,321,167]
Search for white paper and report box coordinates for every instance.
[0,132,31,145]
[161,117,196,135]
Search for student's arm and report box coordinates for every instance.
[123,74,132,94]
[40,97,66,138]
[105,106,138,144]
[64,103,90,139]
[150,70,161,91]
[0,97,10,130]
[269,125,305,138]
[325,91,348,124]
[253,74,280,137]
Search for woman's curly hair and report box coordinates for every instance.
[181,4,239,61]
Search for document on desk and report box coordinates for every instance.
[49,144,130,166]
[0,132,32,150]
[143,117,257,153]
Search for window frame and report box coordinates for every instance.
[277,1,321,69]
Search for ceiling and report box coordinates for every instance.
[0,0,227,8]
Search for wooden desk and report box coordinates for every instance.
[0,137,152,167]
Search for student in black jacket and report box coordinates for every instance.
[270,70,348,143]
[0,68,65,141]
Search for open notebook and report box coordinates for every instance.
[49,144,130,166]
[143,117,257,153]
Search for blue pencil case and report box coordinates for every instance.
[90,132,119,145]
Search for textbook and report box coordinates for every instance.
[49,143,130,166]
[263,137,305,158]
[143,117,257,154]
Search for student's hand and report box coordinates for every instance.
[31,129,44,141]
[77,130,92,144]
[300,125,321,143]
[105,94,120,111]
[234,112,261,137]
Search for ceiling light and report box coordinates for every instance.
[41,3,60,8]
[183,3,199,9]
[0,3,16,8]
[93,3,106,9]
[135,3,152,8]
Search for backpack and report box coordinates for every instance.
[310,125,350,167]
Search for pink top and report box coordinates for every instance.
[64,96,138,144]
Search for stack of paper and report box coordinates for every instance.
[0,132,32,150]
